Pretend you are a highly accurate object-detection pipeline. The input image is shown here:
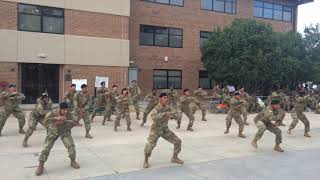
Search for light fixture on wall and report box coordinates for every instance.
[164,56,169,62]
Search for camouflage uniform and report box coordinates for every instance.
[128,84,141,119]
[23,97,53,146]
[73,91,91,132]
[91,87,108,121]
[114,94,131,131]
[289,96,313,134]
[103,89,119,124]
[144,104,181,158]
[212,86,222,100]
[38,109,77,163]
[142,92,159,125]
[267,92,286,126]
[225,97,245,135]
[179,95,198,130]
[240,91,250,124]
[0,91,26,134]
[253,106,282,145]
[193,89,208,121]
[164,89,182,127]
[63,89,76,111]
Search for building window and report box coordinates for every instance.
[253,1,293,22]
[199,70,213,89]
[142,0,184,6]
[200,31,211,49]
[18,4,64,34]
[201,0,236,14]
[140,25,183,48]
[153,69,182,89]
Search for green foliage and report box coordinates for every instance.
[202,19,319,95]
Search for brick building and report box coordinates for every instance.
[0,0,313,103]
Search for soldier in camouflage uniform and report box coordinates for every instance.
[179,89,199,131]
[35,102,80,176]
[224,91,246,138]
[267,92,286,126]
[73,84,93,138]
[114,88,132,131]
[164,88,183,129]
[239,87,250,125]
[128,80,141,120]
[102,85,118,125]
[0,84,26,136]
[143,92,184,169]
[193,87,208,121]
[63,84,76,111]
[91,81,108,122]
[287,95,314,137]
[23,92,53,147]
[251,99,284,152]
[212,85,222,100]
[141,89,158,126]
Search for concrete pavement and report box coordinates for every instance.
[0,111,319,180]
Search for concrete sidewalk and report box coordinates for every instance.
[0,112,319,180]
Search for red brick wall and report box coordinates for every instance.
[130,0,297,93]
[0,62,18,91]
[62,65,128,99]
[0,1,17,30]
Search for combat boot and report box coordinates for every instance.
[35,161,44,176]
[274,144,284,152]
[244,121,249,126]
[238,131,246,138]
[127,126,132,131]
[251,139,258,149]
[22,137,28,147]
[224,128,229,134]
[107,117,112,121]
[19,128,26,134]
[171,154,184,165]
[187,127,194,131]
[85,130,93,139]
[140,122,145,126]
[70,160,80,169]
[304,132,311,137]
[143,156,149,169]
[201,118,207,121]
[287,128,292,135]
[102,119,106,126]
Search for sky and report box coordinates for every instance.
[298,0,320,33]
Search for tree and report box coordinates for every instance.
[202,19,309,95]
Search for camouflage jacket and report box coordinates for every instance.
[193,89,208,102]
[115,94,130,110]
[0,91,25,111]
[63,89,76,104]
[254,106,279,123]
[128,85,141,102]
[31,97,53,117]
[144,92,159,105]
[44,109,77,134]
[228,97,244,113]
[106,89,119,105]
[293,96,313,113]
[150,104,176,130]
[180,95,199,112]
[95,87,108,106]
[74,91,90,111]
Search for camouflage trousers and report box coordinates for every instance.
[132,100,140,117]
[196,102,207,120]
[25,112,46,139]
[103,103,116,122]
[0,108,25,132]
[290,111,310,133]
[91,104,106,120]
[254,120,282,144]
[169,104,182,125]
[142,103,158,123]
[144,128,181,157]
[240,105,248,122]
[115,107,131,127]
[73,110,91,131]
[178,108,195,128]
[39,129,76,162]
[225,111,244,132]
[274,108,285,125]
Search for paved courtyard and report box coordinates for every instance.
[0,111,319,180]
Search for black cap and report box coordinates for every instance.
[59,102,69,109]
[41,91,48,97]
[81,84,87,89]
[159,92,167,98]
[121,88,127,93]
[100,81,105,86]
[132,80,137,83]
[271,99,281,105]
[71,84,76,87]
[112,84,117,88]
[9,83,16,88]
[234,91,240,96]
[183,89,189,93]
